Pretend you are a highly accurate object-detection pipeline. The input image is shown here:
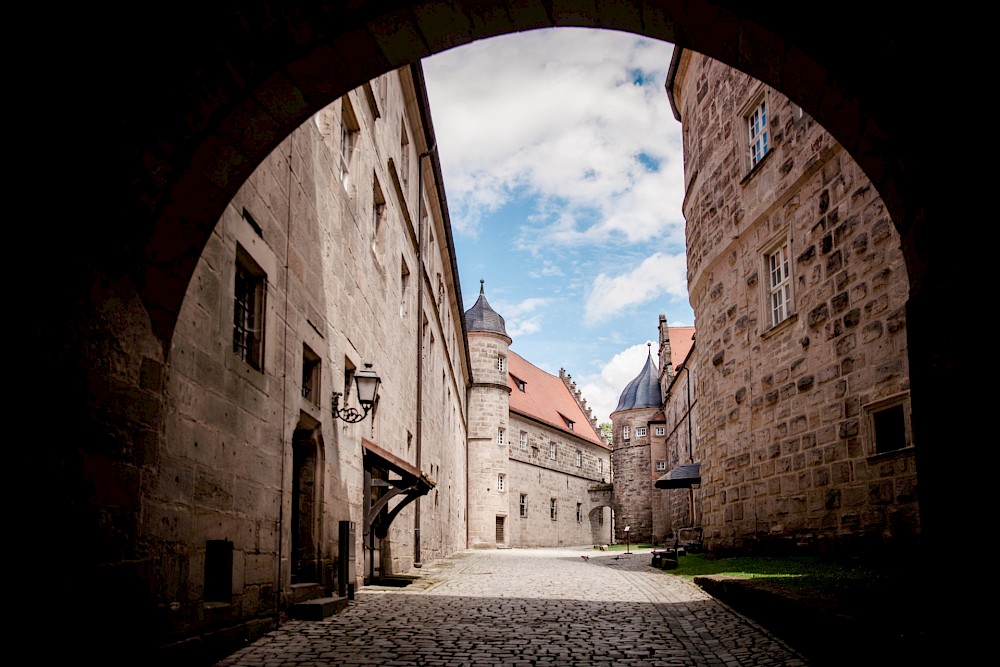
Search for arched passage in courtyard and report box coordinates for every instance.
[27,2,965,661]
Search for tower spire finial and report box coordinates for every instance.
[480,278,485,294]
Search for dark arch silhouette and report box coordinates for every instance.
[27,2,964,661]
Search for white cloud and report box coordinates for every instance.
[584,252,688,324]
[576,342,657,425]
[423,28,683,242]
[494,296,551,339]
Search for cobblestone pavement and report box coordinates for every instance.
[214,546,809,666]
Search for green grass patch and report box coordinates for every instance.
[671,553,895,597]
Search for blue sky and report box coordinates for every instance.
[422,28,693,426]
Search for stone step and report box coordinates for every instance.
[289,595,350,621]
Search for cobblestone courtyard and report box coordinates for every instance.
[215,547,808,666]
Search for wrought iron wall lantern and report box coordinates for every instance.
[331,363,381,423]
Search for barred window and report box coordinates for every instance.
[233,245,266,370]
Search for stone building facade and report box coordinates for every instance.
[465,284,613,548]
[665,49,918,557]
[155,63,471,657]
[610,325,695,544]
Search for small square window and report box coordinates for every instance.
[865,394,912,455]
[635,427,647,437]
[656,461,667,472]
[655,427,665,436]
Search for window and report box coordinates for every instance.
[576,503,583,522]
[519,431,528,451]
[301,344,321,404]
[598,458,603,474]
[655,426,665,436]
[550,498,557,521]
[747,96,769,169]
[635,427,647,437]
[339,99,360,191]
[519,494,528,518]
[233,245,266,370]
[497,473,506,492]
[372,176,386,254]
[623,426,630,440]
[656,461,667,471]
[767,242,793,327]
[575,450,582,467]
[548,443,557,460]
[400,121,410,192]
[498,354,506,372]
[598,511,604,526]
[205,540,233,602]
[400,259,410,319]
[497,428,505,446]
[865,394,913,455]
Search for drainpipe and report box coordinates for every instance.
[414,142,437,567]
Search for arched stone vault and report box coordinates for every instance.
[26,3,965,654]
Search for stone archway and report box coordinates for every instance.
[28,2,964,661]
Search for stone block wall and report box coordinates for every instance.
[156,65,471,650]
[673,51,916,557]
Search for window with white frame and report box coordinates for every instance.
[635,427,647,437]
[497,354,506,372]
[747,96,769,169]
[656,461,667,471]
[497,428,505,446]
[519,494,527,518]
[598,458,603,474]
[575,450,582,467]
[550,498,557,520]
[497,473,506,492]
[655,426,665,436]
[549,443,557,460]
[766,241,793,328]
[519,431,528,450]
[623,426,630,440]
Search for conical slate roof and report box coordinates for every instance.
[464,280,507,336]
[614,345,661,412]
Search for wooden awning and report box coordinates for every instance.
[362,438,435,539]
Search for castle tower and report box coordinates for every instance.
[610,344,661,543]
[464,280,513,548]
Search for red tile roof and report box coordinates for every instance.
[668,327,695,370]
[507,350,606,448]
